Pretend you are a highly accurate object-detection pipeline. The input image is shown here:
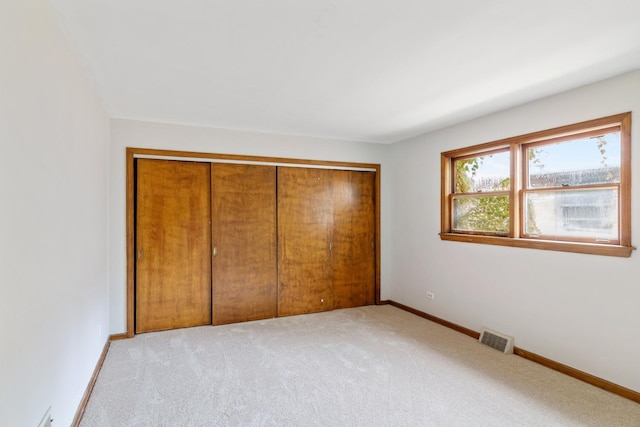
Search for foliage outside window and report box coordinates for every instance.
[440,113,633,257]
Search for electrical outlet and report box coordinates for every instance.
[427,291,435,300]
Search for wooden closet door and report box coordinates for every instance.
[135,159,212,333]
[278,167,333,316]
[332,170,376,308]
[211,164,277,325]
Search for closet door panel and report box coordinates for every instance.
[211,164,277,325]
[278,167,333,316]
[332,170,376,309]
[135,159,212,333]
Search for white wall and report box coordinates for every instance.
[109,120,392,332]
[0,1,110,425]
[388,69,640,393]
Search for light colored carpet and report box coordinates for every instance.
[80,305,640,426]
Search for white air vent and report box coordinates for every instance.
[479,328,514,354]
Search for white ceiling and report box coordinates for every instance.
[49,0,640,143]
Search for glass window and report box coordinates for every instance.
[455,151,511,193]
[526,131,621,188]
[523,189,618,243]
[522,129,621,243]
[453,195,510,234]
[440,113,632,257]
[451,150,510,236]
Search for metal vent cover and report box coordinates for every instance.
[479,328,514,354]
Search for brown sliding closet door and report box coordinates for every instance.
[135,159,212,333]
[211,164,277,324]
[332,170,376,308]
[278,167,334,316]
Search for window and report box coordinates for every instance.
[440,113,633,257]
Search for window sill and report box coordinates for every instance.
[439,233,634,257]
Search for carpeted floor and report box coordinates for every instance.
[80,305,640,426]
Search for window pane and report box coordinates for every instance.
[453,195,509,234]
[524,188,618,241]
[455,151,510,193]
[527,132,620,188]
